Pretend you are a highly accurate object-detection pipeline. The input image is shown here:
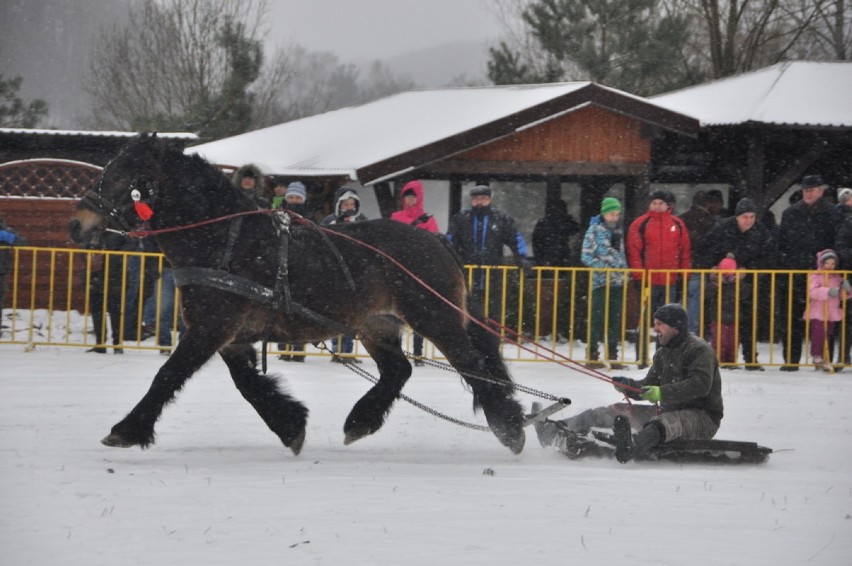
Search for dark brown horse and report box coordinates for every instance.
[69,133,525,455]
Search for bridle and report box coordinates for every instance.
[80,173,157,235]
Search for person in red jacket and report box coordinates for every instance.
[626,189,691,316]
[391,180,439,365]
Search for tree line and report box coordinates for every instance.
[2,0,849,138]
[487,0,850,94]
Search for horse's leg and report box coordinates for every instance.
[218,343,308,455]
[341,316,411,445]
[419,313,526,454]
[102,327,226,448]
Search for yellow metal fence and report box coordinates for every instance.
[2,246,850,369]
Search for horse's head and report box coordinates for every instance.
[69,132,167,246]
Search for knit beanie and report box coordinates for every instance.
[649,189,676,206]
[820,249,838,266]
[653,303,689,334]
[285,181,307,201]
[734,198,757,216]
[600,197,622,215]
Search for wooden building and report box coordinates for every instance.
[187,82,698,228]
[0,129,197,247]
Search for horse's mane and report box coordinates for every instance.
[123,133,252,214]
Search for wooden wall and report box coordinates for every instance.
[457,106,651,164]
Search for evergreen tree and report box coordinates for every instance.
[488,0,701,94]
[0,71,48,128]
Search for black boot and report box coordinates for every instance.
[615,417,664,463]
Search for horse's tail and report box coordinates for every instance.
[465,297,515,409]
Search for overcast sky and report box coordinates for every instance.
[267,0,503,62]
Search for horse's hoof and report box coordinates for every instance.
[343,428,370,445]
[492,426,526,454]
[101,433,136,448]
[505,430,526,454]
[287,429,306,456]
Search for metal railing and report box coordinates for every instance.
[2,246,850,370]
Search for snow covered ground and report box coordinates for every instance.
[1,345,850,565]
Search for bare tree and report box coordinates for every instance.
[790,0,851,59]
[676,0,827,77]
[84,0,280,141]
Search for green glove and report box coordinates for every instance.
[641,385,661,403]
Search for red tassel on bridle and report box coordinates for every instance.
[134,201,154,220]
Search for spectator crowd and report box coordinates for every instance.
[8,164,844,372]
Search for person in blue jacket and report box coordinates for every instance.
[446,184,532,320]
[0,217,26,327]
[581,198,628,369]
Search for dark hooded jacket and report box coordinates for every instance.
[232,164,269,209]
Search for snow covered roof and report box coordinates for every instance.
[187,82,697,184]
[0,128,198,140]
[651,61,852,128]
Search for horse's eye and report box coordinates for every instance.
[131,189,141,202]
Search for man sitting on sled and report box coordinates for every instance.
[535,303,723,463]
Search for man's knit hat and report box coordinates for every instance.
[653,303,688,334]
[649,189,676,206]
[600,197,622,215]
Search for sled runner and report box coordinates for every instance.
[590,431,773,464]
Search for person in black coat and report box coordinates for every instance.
[703,198,775,369]
[679,190,718,334]
[532,199,579,267]
[532,198,579,340]
[776,175,843,370]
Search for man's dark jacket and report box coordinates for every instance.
[446,207,527,265]
[703,217,775,270]
[777,199,842,270]
[619,332,724,427]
